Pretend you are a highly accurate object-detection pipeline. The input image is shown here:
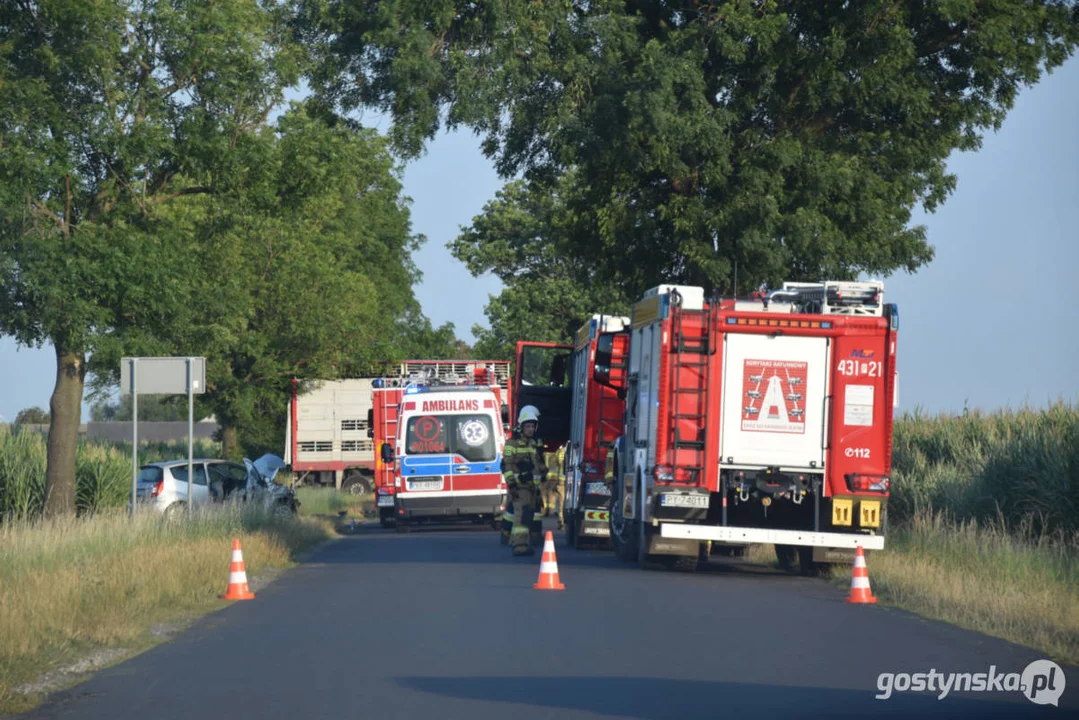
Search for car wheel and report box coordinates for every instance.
[163,502,186,521]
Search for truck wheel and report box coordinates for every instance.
[342,473,373,498]
[670,555,699,573]
[636,522,663,571]
[775,545,797,571]
[797,546,827,577]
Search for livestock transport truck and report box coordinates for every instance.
[371,362,513,530]
[284,360,510,509]
[592,281,898,574]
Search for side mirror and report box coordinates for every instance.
[501,403,510,424]
[593,334,614,384]
[380,443,395,463]
[367,409,374,438]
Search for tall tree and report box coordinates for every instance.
[0,0,301,516]
[85,105,461,459]
[301,0,1078,293]
[451,178,632,360]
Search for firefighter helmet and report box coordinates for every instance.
[517,405,540,426]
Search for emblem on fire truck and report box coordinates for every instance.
[741,359,808,434]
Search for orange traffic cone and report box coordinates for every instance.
[533,531,565,591]
[846,544,877,604]
[221,539,256,600]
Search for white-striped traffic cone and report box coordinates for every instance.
[533,531,565,591]
[221,539,256,600]
[846,544,877,604]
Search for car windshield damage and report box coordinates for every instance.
[405,414,496,462]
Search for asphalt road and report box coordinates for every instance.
[17,519,1079,719]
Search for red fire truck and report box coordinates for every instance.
[368,361,512,529]
[592,281,897,573]
[562,315,630,549]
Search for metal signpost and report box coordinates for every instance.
[121,357,206,518]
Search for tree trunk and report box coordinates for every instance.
[221,426,241,461]
[44,346,86,518]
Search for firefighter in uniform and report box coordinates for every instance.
[501,405,547,556]
[543,442,566,530]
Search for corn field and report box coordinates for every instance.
[889,400,1079,535]
[0,426,220,521]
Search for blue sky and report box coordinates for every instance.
[1,56,1076,422]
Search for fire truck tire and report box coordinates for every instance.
[636,522,664,571]
[669,555,699,573]
[797,546,827,577]
[775,545,797,571]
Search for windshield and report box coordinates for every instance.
[404,414,497,462]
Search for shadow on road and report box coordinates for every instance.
[393,675,1049,719]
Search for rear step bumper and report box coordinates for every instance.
[659,524,885,550]
[397,491,505,519]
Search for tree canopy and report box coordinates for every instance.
[302,0,1078,294]
[450,177,632,359]
[0,1,459,511]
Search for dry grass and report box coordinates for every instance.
[0,504,333,713]
[742,509,1079,665]
[295,487,370,518]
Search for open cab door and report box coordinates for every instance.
[513,341,574,451]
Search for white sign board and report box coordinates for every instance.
[121,357,205,395]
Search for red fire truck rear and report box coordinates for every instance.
[593,280,897,573]
[371,362,512,530]
[562,315,630,549]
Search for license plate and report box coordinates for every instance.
[660,493,709,508]
[407,479,443,491]
[377,495,395,507]
[583,526,610,536]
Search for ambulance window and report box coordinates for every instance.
[454,415,496,462]
[404,414,496,462]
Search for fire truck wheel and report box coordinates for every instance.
[636,522,663,571]
[775,545,797,571]
[797,546,826,577]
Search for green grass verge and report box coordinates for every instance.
[0,504,334,714]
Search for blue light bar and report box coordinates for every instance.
[372,378,385,389]
[404,384,426,394]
